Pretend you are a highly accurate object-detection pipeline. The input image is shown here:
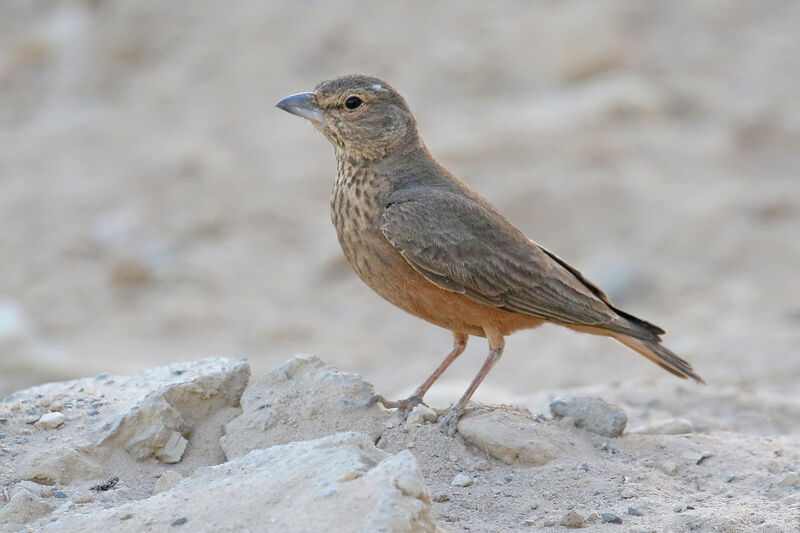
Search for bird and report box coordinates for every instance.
[276,74,703,434]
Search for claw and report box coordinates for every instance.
[437,406,463,436]
[368,394,425,415]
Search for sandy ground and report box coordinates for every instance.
[1,1,799,529]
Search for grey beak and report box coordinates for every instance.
[275,92,324,124]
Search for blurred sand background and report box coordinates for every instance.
[1,0,799,405]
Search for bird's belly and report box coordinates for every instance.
[333,217,538,337]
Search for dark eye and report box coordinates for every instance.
[344,96,363,110]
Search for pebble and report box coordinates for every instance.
[451,473,473,487]
[620,487,638,499]
[170,517,188,526]
[157,431,188,464]
[406,404,437,425]
[628,506,643,516]
[38,412,66,429]
[523,516,538,526]
[602,512,622,524]
[433,493,450,502]
[53,490,67,498]
[658,460,679,475]
[474,460,491,471]
[778,472,800,487]
[550,396,627,437]
[560,510,588,528]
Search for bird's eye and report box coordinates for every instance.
[344,96,363,110]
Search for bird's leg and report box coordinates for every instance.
[439,333,505,436]
[369,332,468,414]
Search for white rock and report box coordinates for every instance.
[0,488,54,524]
[38,411,66,429]
[406,404,437,425]
[549,396,627,437]
[95,358,249,462]
[451,473,473,487]
[560,510,587,528]
[42,432,438,533]
[456,409,562,465]
[155,431,187,464]
[778,472,800,487]
[152,470,183,495]
[18,445,105,485]
[222,355,387,459]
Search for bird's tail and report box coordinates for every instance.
[612,334,705,384]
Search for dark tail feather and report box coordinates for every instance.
[613,334,705,384]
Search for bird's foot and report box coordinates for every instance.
[368,393,425,415]
[437,406,463,436]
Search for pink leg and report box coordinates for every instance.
[439,331,505,435]
[371,332,468,413]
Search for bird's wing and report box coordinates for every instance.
[380,187,645,332]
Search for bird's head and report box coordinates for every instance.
[276,75,421,161]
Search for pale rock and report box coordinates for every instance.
[407,404,437,425]
[42,432,438,533]
[451,473,472,487]
[18,445,105,485]
[221,355,388,459]
[658,460,679,476]
[560,510,588,528]
[550,396,627,437]
[0,488,54,524]
[457,409,562,465]
[95,358,249,462]
[632,418,694,435]
[152,470,183,495]
[155,431,187,464]
[778,472,800,487]
[38,411,66,429]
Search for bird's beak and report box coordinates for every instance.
[275,92,324,125]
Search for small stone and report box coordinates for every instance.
[53,490,67,498]
[153,470,184,495]
[725,474,736,483]
[457,410,562,465]
[38,412,66,429]
[475,460,491,471]
[632,418,694,435]
[778,472,800,487]
[406,404,437,425]
[628,506,643,516]
[620,488,637,499]
[560,510,587,528]
[16,480,46,495]
[549,396,627,437]
[523,516,538,526]
[433,493,450,502]
[171,517,188,526]
[451,473,473,487]
[156,431,188,464]
[658,460,679,475]
[602,512,622,524]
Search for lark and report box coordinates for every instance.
[276,75,703,433]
